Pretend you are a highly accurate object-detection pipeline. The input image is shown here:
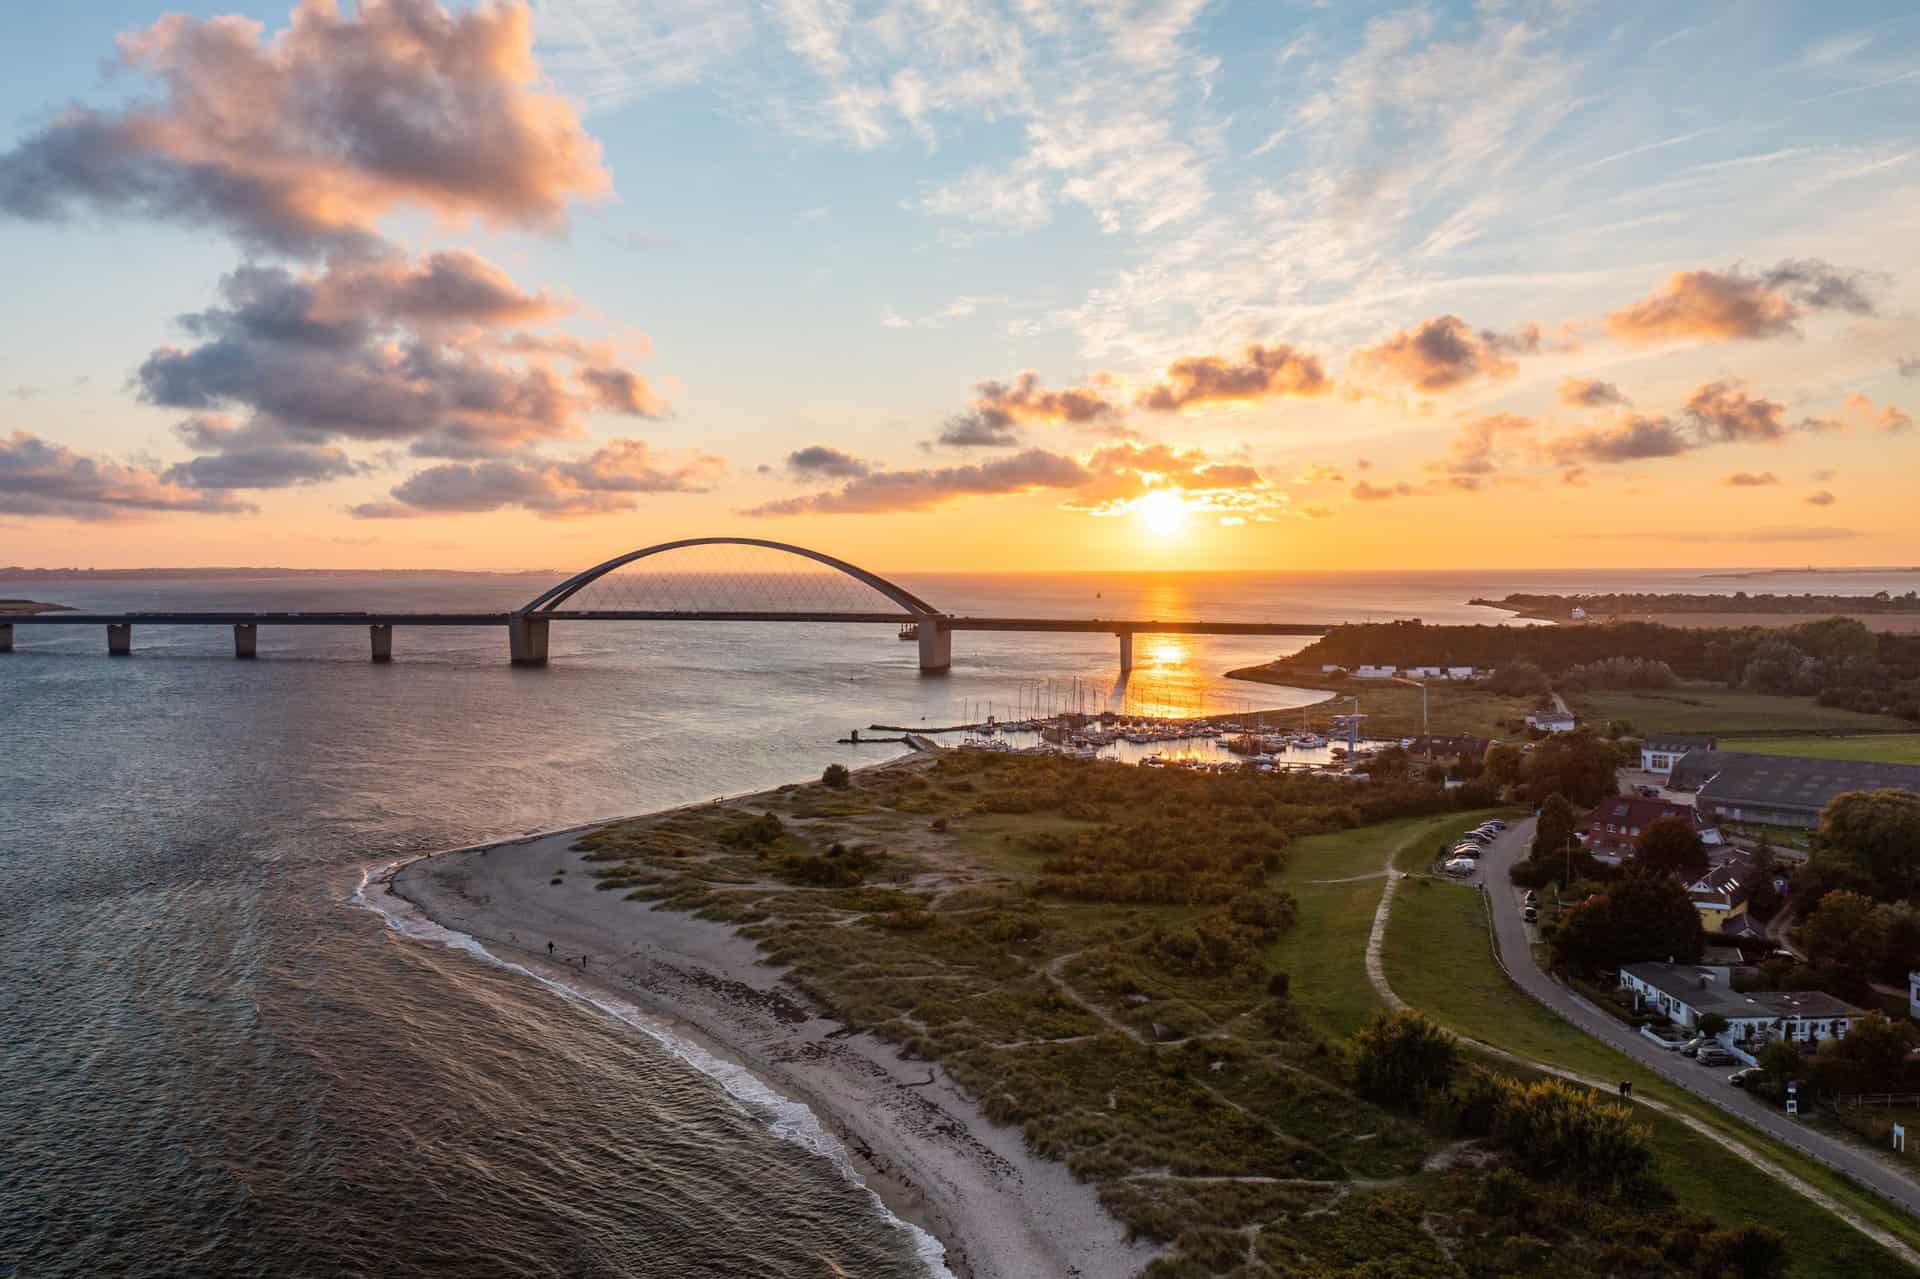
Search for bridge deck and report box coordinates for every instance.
[8,611,1330,635]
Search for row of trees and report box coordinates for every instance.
[1287,618,1920,721]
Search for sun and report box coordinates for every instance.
[1137,489,1188,538]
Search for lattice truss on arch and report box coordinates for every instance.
[560,542,909,615]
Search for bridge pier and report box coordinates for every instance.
[1117,631,1133,674]
[370,624,393,663]
[916,619,951,674]
[107,623,132,656]
[0,623,11,653]
[508,615,549,667]
[233,623,258,659]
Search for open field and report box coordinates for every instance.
[1384,878,1920,1274]
[443,750,1908,1277]
[1729,734,1920,765]
[1569,685,1913,736]
[1225,667,1536,738]
[1588,612,1920,634]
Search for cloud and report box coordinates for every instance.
[1558,377,1630,408]
[1901,357,1920,378]
[937,371,1121,447]
[785,445,870,478]
[0,0,609,256]
[160,415,364,489]
[750,438,1283,522]
[746,448,1091,515]
[1351,480,1421,502]
[1683,382,1792,443]
[1437,413,1535,479]
[0,430,251,518]
[1812,469,1836,482]
[136,256,661,463]
[1806,489,1837,507]
[1352,315,1536,392]
[1723,471,1778,487]
[1135,343,1331,412]
[1299,505,1332,519]
[1605,259,1875,345]
[1542,414,1692,464]
[351,439,722,518]
[1841,393,1913,434]
[1296,463,1346,485]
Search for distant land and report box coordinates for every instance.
[0,599,73,614]
[0,566,557,579]
[1702,566,1920,579]
[1475,590,1920,620]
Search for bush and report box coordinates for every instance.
[1695,1224,1789,1279]
[721,811,786,848]
[1509,859,1557,889]
[821,763,851,789]
[1350,1009,1458,1105]
[1465,1072,1657,1198]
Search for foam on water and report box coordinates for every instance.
[351,860,956,1279]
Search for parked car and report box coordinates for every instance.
[1457,830,1494,844]
[1524,890,1539,905]
[1728,1067,1764,1089]
[1697,1047,1736,1067]
[1679,1036,1707,1057]
[1522,905,1538,923]
[1480,819,1508,832]
[1443,857,1477,876]
[1638,785,1662,799]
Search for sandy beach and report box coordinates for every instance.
[385,800,1154,1279]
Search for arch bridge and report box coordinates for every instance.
[2,536,1333,672]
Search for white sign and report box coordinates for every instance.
[1896,1123,1907,1154]
[1787,1082,1799,1117]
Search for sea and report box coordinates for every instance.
[3,564,1916,1277]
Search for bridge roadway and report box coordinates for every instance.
[0,610,1332,672]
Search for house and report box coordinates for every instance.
[1687,854,1759,933]
[1642,735,1717,776]
[1585,795,1707,862]
[1619,963,1861,1056]
[1570,606,1588,621]
[1525,711,1578,733]
[1355,664,1398,679]
[1406,665,1446,679]
[1673,750,1920,830]
[1321,664,1348,674]
[1445,666,1479,680]
[1406,735,1493,766]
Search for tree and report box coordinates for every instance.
[1551,874,1705,974]
[1350,1009,1458,1105]
[1696,1012,1729,1037]
[1532,793,1577,862]
[1633,817,1708,880]
[1798,890,1885,992]
[1523,730,1620,806]
[1487,659,1551,697]
[1484,742,1523,789]
[821,763,851,790]
[1873,901,1920,986]
[1806,1014,1920,1097]
[1812,789,1920,901]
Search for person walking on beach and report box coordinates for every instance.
[547,940,553,956]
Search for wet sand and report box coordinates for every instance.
[387,809,1153,1279]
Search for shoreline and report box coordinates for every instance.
[377,776,1152,1279]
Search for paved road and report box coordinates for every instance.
[1476,817,1920,1219]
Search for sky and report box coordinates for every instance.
[0,0,1916,574]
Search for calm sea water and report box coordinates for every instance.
[3,564,1916,1276]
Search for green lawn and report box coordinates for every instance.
[1729,734,1920,765]
[1570,685,1912,736]
[1384,878,1920,1274]
[1265,811,1501,1039]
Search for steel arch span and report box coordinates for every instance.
[519,537,944,618]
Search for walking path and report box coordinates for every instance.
[1359,817,1920,1267]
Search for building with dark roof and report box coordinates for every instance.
[1618,962,1861,1056]
[1405,735,1492,765]
[1642,735,1717,775]
[1672,750,1920,829]
[1686,853,1759,933]
[1585,795,1708,862]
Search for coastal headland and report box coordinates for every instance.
[388,759,1153,1279]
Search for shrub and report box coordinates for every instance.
[1350,1009,1458,1105]
[721,811,786,849]
[1694,1224,1789,1279]
[1484,1075,1656,1197]
[822,763,851,790]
